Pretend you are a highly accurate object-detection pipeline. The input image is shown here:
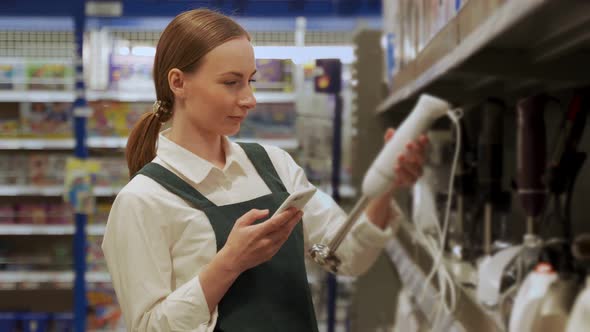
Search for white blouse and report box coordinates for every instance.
[102,129,396,331]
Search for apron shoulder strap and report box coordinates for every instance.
[135,162,216,209]
[237,142,288,193]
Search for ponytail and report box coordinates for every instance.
[125,113,162,177]
[126,101,173,177]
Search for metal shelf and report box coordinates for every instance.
[0,224,105,236]
[254,92,296,103]
[377,0,590,114]
[0,185,120,197]
[0,90,296,103]
[0,91,75,103]
[0,138,75,150]
[0,271,111,284]
[0,137,127,150]
[386,225,504,332]
[0,137,296,151]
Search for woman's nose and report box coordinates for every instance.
[239,90,256,109]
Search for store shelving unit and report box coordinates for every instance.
[0,224,105,236]
[0,136,299,150]
[0,90,296,103]
[0,185,120,197]
[0,271,110,285]
[373,1,590,331]
[378,0,590,115]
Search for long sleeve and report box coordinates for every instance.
[102,189,217,331]
[267,146,400,276]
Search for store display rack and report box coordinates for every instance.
[0,185,120,197]
[0,224,105,236]
[376,1,590,331]
[0,90,296,104]
[0,271,110,285]
[386,225,503,332]
[378,0,590,114]
[0,137,299,151]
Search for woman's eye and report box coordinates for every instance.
[248,79,257,84]
[224,81,237,86]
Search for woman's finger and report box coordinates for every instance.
[267,211,303,244]
[404,143,425,165]
[384,128,395,143]
[396,161,421,181]
[254,208,298,236]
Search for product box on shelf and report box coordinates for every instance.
[26,60,74,91]
[15,204,47,224]
[253,59,293,92]
[109,53,154,92]
[94,157,128,188]
[89,203,111,225]
[237,102,296,139]
[400,0,419,67]
[0,117,20,137]
[28,153,66,186]
[89,101,149,137]
[20,102,72,137]
[0,205,15,224]
[0,203,72,225]
[0,155,28,185]
[87,285,124,331]
[87,236,106,272]
[46,203,73,224]
[0,58,25,90]
[0,102,22,137]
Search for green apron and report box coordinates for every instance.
[136,142,319,332]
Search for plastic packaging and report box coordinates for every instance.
[509,263,558,332]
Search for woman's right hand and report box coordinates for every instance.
[220,208,303,274]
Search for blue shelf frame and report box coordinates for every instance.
[2,0,381,17]
[73,4,89,331]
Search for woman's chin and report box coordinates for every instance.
[223,125,241,137]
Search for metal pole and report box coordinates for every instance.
[73,3,88,330]
[327,93,343,332]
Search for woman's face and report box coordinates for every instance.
[180,37,257,137]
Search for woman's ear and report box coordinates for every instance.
[168,68,185,99]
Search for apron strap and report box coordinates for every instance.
[135,162,216,209]
[237,142,288,194]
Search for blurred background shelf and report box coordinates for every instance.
[0,91,75,103]
[0,137,298,150]
[0,224,105,236]
[0,271,111,284]
[0,185,120,197]
[0,90,296,103]
[378,0,590,114]
[385,225,503,332]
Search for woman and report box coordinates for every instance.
[102,9,428,332]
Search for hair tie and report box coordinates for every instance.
[153,100,172,121]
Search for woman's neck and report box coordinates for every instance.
[168,118,226,169]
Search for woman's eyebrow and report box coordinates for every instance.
[219,69,258,78]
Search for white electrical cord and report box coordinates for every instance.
[415,108,463,321]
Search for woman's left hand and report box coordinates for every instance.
[385,127,429,190]
[365,128,429,230]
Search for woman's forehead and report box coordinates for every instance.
[199,37,256,74]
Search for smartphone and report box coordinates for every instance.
[272,187,317,218]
